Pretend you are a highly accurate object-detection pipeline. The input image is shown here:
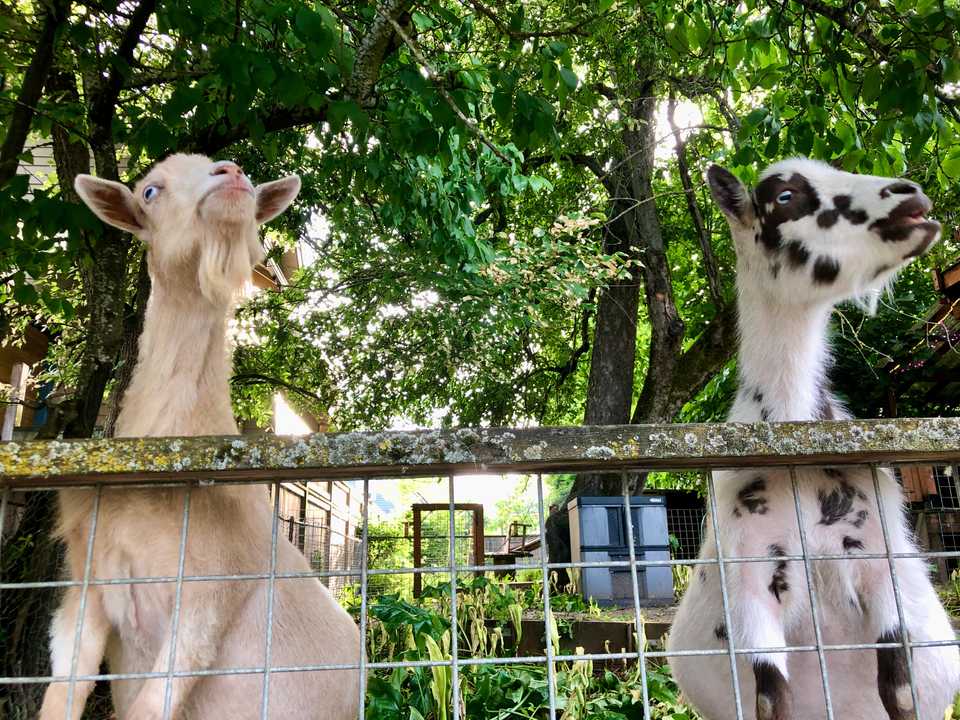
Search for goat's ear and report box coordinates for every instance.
[255,175,301,225]
[74,175,144,234]
[707,165,754,226]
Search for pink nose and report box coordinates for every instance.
[211,162,244,178]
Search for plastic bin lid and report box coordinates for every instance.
[567,495,665,510]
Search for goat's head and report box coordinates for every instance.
[75,153,300,304]
[707,157,940,306]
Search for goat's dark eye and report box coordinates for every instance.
[143,185,160,202]
[776,190,793,204]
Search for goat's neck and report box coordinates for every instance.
[727,280,834,423]
[113,279,237,438]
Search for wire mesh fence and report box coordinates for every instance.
[2,418,960,720]
[666,507,706,560]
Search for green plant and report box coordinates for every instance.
[668,535,692,600]
[943,693,960,719]
[360,574,699,719]
[424,632,452,720]
[939,569,960,617]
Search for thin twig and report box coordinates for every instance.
[668,94,721,303]
[382,13,512,164]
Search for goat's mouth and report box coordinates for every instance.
[869,195,940,251]
[198,181,255,209]
[903,228,940,259]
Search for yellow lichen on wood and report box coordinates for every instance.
[1,418,959,488]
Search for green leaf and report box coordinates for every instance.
[860,65,883,103]
[163,85,202,123]
[728,39,746,69]
[294,8,333,59]
[528,175,553,192]
[13,282,38,305]
[277,72,309,106]
[540,59,558,93]
[139,119,175,157]
[411,11,434,30]
[764,132,780,158]
[559,67,578,90]
[327,99,365,134]
[943,148,960,178]
[546,41,568,59]
[943,56,960,83]
[493,89,513,123]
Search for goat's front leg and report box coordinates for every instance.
[729,553,794,720]
[720,476,798,720]
[38,585,111,720]
[125,581,244,720]
[858,554,919,720]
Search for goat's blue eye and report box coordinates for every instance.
[143,185,160,202]
[776,190,793,204]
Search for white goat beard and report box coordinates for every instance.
[851,270,899,317]
[197,226,264,305]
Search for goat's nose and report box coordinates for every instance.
[211,163,244,178]
[881,181,918,198]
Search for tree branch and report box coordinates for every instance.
[349,0,413,107]
[123,68,210,90]
[383,12,512,163]
[465,0,604,38]
[667,95,721,304]
[549,300,593,382]
[89,0,157,126]
[230,372,326,405]
[0,0,72,187]
[180,104,332,156]
[670,300,738,408]
[88,0,156,179]
[712,90,741,136]
[787,0,957,112]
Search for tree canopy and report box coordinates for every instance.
[2,1,960,705]
[2,0,959,438]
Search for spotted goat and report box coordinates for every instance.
[667,158,958,720]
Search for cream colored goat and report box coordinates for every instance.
[39,154,361,720]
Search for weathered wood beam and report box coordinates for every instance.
[2,418,959,488]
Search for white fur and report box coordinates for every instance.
[40,155,360,720]
[667,158,960,719]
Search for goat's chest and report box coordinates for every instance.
[717,466,884,541]
[89,492,188,651]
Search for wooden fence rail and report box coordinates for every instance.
[1,417,960,487]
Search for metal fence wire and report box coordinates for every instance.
[2,418,960,720]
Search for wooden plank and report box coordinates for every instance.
[1,362,29,442]
[473,504,485,579]
[2,418,960,488]
[943,263,960,295]
[413,506,422,598]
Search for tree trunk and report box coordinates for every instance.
[545,79,739,573]
[59,67,133,438]
[0,0,72,187]
[0,64,141,718]
[105,256,151,437]
[545,83,659,570]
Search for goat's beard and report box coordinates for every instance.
[196,221,264,305]
[851,269,899,316]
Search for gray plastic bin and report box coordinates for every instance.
[567,495,673,607]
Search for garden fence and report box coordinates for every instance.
[2,418,960,719]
